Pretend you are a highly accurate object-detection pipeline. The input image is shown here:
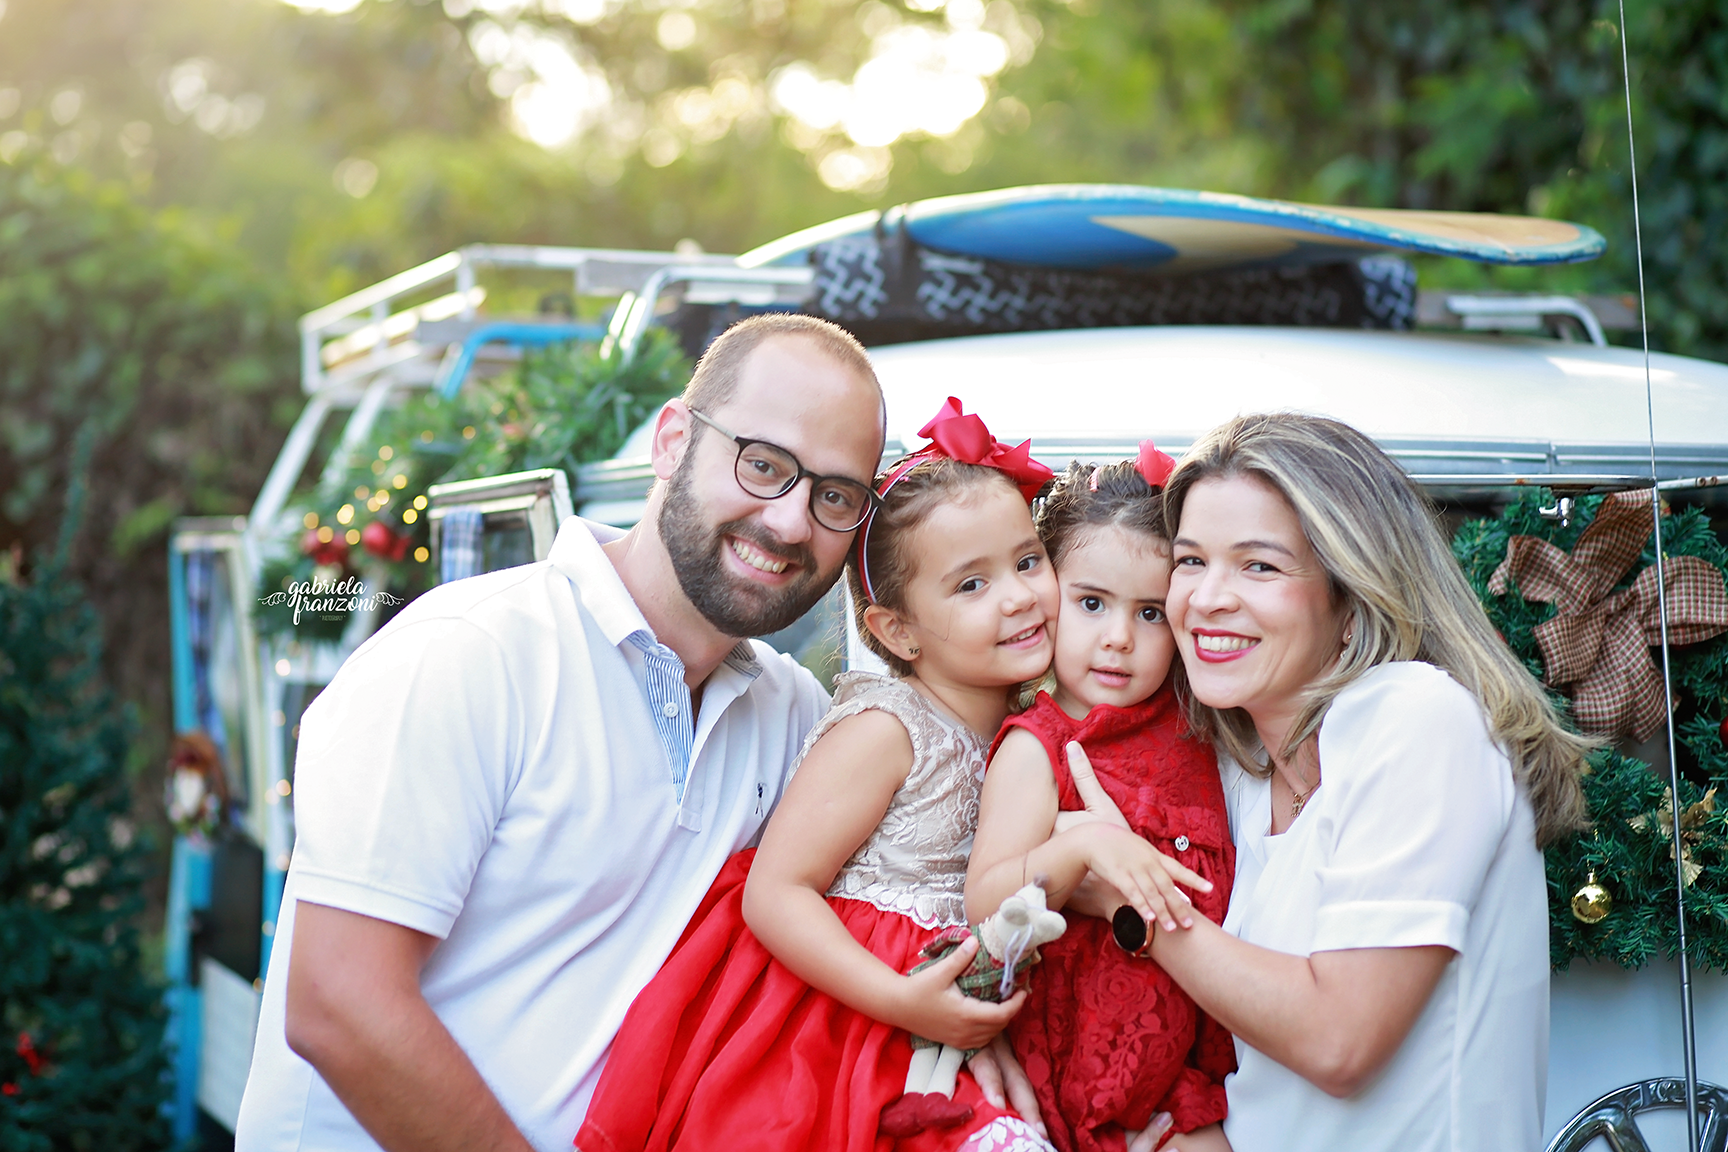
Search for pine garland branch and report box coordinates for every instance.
[1458,491,1728,971]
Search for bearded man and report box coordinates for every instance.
[236,315,896,1152]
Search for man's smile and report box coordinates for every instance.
[728,536,790,575]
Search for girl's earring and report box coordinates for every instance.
[907,646,921,657]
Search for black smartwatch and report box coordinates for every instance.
[1112,905,1152,955]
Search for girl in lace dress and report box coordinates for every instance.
[966,451,1236,1152]
[578,401,1100,1152]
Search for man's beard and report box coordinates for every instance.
[658,460,839,638]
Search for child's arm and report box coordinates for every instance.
[742,709,1024,1052]
[969,735,1214,930]
[965,728,1060,922]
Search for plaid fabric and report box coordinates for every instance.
[905,925,1040,1055]
[1489,490,1728,740]
[439,506,485,584]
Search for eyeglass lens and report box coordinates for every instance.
[735,442,872,531]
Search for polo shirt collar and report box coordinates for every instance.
[549,517,646,648]
[547,517,765,675]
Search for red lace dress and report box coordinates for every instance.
[990,688,1236,1152]
[575,674,1039,1152]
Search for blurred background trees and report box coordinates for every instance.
[0,0,1723,932]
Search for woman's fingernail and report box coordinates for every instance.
[1153,1113,1173,1133]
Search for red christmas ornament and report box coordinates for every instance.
[1718,715,1728,747]
[360,520,411,562]
[300,528,349,568]
[1,1083,16,1096]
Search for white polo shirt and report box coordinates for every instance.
[1219,661,1548,1152]
[235,518,829,1152]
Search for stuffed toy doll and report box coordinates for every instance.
[879,881,1067,1137]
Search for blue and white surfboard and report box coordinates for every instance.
[739,184,1605,273]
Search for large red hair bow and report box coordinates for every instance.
[897,396,1053,501]
[857,397,1054,603]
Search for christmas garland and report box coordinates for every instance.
[257,329,691,640]
[1453,491,1728,971]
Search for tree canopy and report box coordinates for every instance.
[0,0,1719,354]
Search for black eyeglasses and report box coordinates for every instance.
[689,407,881,533]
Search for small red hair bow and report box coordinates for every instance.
[1135,440,1176,489]
[1090,440,1177,492]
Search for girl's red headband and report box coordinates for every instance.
[856,397,1054,604]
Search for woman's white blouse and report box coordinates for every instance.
[1219,662,1548,1152]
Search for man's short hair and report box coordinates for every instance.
[682,313,879,414]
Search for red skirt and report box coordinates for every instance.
[577,851,1018,1152]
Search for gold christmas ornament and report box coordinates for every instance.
[1629,786,1718,887]
[1571,871,1613,924]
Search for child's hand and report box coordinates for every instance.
[1082,824,1212,933]
[892,936,1027,1050]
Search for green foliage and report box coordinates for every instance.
[437,327,692,484]
[1202,0,1728,360]
[258,329,691,638]
[0,153,297,544]
[4,0,1723,359]
[0,459,168,1149]
[1455,491,1728,970]
[0,152,300,870]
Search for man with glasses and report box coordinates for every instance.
[238,315,901,1152]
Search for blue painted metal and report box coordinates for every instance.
[167,545,196,733]
[165,542,201,1139]
[738,184,1609,272]
[164,837,213,1143]
[435,322,604,399]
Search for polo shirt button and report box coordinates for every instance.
[1174,835,1190,852]
[662,702,679,718]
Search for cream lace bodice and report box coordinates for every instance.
[798,672,987,929]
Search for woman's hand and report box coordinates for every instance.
[888,936,1026,1050]
[1054,740,1132,832]
[1129,1116,1232,1152]
[1082,824,1208,932]
[966,1034,1047,1137]
[1064,743,1212,931]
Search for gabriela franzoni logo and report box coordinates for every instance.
[259,576,404,625]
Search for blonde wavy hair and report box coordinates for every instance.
[1163,412,1590,846]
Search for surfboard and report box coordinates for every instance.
[738,184,1606,274]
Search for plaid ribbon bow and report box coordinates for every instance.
[1489,490,1728,740]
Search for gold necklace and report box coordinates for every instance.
[1276,758,1318,818]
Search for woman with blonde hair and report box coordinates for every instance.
[1073,412,1589,1152]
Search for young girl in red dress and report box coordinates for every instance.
[579,399,1129,1152]
[966,450,1237,1152]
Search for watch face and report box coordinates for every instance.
[1112,905,1148,953]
